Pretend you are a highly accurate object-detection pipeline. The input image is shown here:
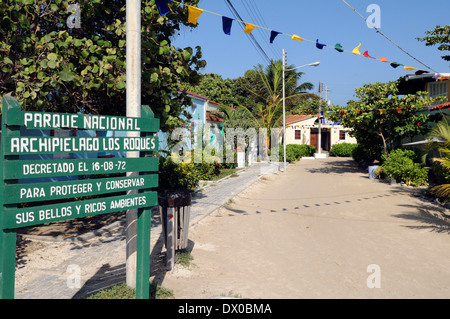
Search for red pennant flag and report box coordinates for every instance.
[363,51,376,59]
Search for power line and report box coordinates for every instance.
[224,0,272,64]
[341,0,438,73]
[241,0,280,59]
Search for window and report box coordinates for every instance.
[294,129,301,140]
[428,81,448,101]
[339,130,346,141]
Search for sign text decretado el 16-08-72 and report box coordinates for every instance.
[0,96,159,299]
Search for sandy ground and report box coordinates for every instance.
[159,157,450,299]
[13,157,450,299]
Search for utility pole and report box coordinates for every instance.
[325,85,332,106]
[125,0,141,289]
[315,81,326,158]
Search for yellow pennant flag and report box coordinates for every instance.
[404,66,417,71]
[292,34,304,41]
[352,43,361,55]
[188,6,203,25]
[244,23,256,34]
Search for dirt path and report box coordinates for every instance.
[159,157,450,299]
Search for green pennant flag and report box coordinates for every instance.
[334,43,344,52]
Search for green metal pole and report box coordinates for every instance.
[135,105,158,299]
[0,96,21,299]
[0,229,16,299]
[135,207,151,299]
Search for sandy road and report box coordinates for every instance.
[160,157,450,299]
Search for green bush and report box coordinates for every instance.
[293,144,317,157]
[330,143,358,157]
[381,149,428,186]
[278,144,316,163]
[158,156,200,192]
[193,161,221,180]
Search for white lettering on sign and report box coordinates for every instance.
[23,162,75,175]
[110,195,146,209]
[49,183,93,197]
[20,187,46,199]
[83,115,140,131]
[24,112,78,129]
[10,137,156,154]
[38,206,72,221]
[10,137,100,153]
[84,202,106,214]
[101,138,120,151]
[105,177,144,190]
[23,112,142,131]
[123,137,156,151]
[16,211,35,225]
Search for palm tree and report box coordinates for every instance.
[426,114,450,199]
[237,59,314,146]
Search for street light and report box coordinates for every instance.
[282,49,320,172]
[287,61,321,71]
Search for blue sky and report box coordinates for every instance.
[172,0,450,106]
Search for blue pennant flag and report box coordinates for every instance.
[316,39,326,50]
[222,16,233,35]
[270,31,281,44]
[156,0,172,16]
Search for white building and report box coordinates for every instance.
[285,114,357,152]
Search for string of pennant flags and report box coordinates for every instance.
[156,1,450,117]
[155,0,445,77]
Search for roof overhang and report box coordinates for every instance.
[398,73,450,95]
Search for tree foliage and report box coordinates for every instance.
[180,73,239,107]
[329,81,439,160]
[237,59,314,130]
[417,25,450,63]
[0,0,206,132]
[246,59,313,112]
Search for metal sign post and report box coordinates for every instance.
[0,96,159,299]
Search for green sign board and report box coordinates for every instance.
[4,191,156,229]
[3,136,158,155]
[4,174,158,204]
[0,96,160,299]
[4,157,158,179]
[7,109,160,132]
